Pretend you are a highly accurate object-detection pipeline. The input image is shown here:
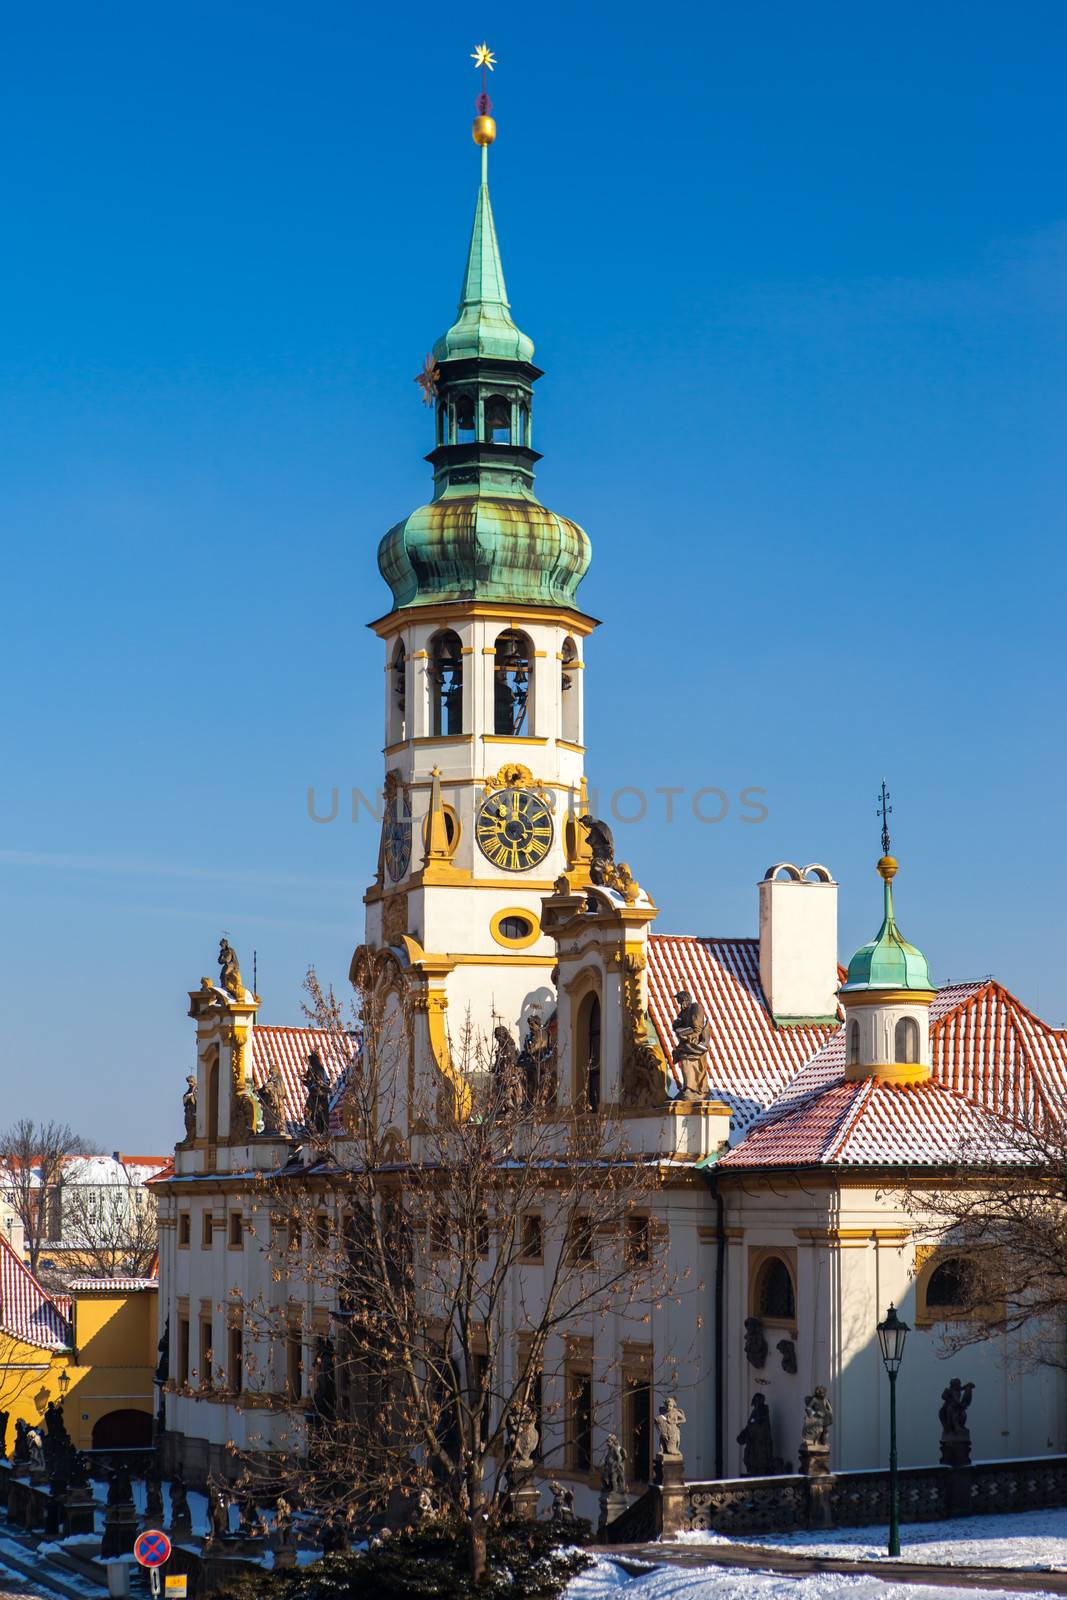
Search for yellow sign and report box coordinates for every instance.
[164,1580,188,1597]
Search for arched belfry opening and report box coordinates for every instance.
[485,394,512,444]
[206,1046,220,1144]
[430,630,464,736]
[561,637,580,743]
[389,641,407,744]
[576,992,601,1112]
[494,630,533,735]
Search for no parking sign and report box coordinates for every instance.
[134,1529,172,1596]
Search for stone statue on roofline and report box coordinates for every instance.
[490,1025,523,1113]
[671,990,712,1097]
[182,1074,198,1141]
[601,1433,626,1494]
[260,1062,287,1137]
[218,938,243,1000]
[579,814,615,887]
[654,1395,686,1459]
[303,1051,331,1142]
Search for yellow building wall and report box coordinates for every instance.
[0,1287,158,1456]
[0,1336,72,1457]
[64,1287,158,1452]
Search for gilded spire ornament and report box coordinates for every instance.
[471,41,497,146]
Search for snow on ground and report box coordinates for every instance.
[567,1556,1052,1600]
[674,1507,1067,1570]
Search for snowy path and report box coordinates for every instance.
[675,1509,1067,1571]
[569,1559,1055,1600]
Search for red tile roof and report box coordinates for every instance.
[646,936,841,1134]
[0,1234,71,1351]
[720,1075,1028,1169]
[249,1025,355,1136]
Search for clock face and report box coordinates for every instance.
[383,793,412,882]
[476,787,554,872]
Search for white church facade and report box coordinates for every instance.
[155,90,1067,1513]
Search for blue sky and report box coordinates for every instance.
[2,3,1065,1148]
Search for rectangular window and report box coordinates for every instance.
[567,1370,593,1471]
[429,1211,450,1258]
[228,1326,243,1394]
[287,1217,301,1253]
[199,1321,213,1388]
[625,1215,651,1266]
[310,1211,330,1251]
[178,1213,191,1248]
[202,1212,214,1249]
[519,1213,543,1262]
[178,1318,190,1385]
[476,1209,490,1259]
[624,1377,652,1483]
[229,1213,243,1248]
[286,1330,303,1399]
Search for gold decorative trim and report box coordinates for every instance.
[413,733,473,745]
[482,734,549,746]
[557,739,586,753]
[490,908,542,950]
[842,989,937,1008]
[844,1061,932,1084]
[370,600,600,639]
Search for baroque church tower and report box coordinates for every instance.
[358,84,596,1058]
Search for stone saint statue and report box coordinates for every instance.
[510,1406,539,1474]
[670,990,712,1097]
[218,938,243,999]
[737,1394,775,1476]
[601,1433,627,1493]
[182,1075,198,1141]
[12,1419,29,1466]
[491,1025,523,1113]
[801,1386,833,1448]
[207,1478,230,1541]
[621,1040,665,1110]
[259,1062,287,1137]
[654,1395,686,1459]
[26,1428,44,1475]
[303,1051,331,1142]
[744,1316,768,1369]
[170,1472,192,1533]
[579,814,616,886]
[549,1480,576,1523]
[939,1377,975,1467]
[519,1010,557,1104]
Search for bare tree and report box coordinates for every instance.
[232,971,680,1583]
[52,1167,159,1282]
[903,1105,1067,1368]
[0,1120,93,1276]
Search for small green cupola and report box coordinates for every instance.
[377,71,591,612]
[840,854,935,994]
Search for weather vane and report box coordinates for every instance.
[472,41,496,122]
[414,352,440,406]
[877,779,893,858]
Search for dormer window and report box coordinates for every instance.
[895,1016,920,1064]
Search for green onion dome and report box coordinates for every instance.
[840,856,935,993]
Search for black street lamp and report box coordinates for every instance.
[876,1303,910,1557]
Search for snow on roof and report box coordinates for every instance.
[717,977,1064,1171]
[249,1025,355,1137]
[646,936,841,1136]
[65,1277,158,1293]
[0,1234,71,1351]
[719,1075,1031,1169]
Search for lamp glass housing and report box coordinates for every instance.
[877,1303,910,1374]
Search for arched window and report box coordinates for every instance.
[848,1021,861,1066]
[388,641,407,745]
[206,1048,220,1144]
[925,1256,972,1310]
[454,393,476,441]
[486,394,511,444]
[895,1016,920,1064]
[430,631,464,736]
[753,1255,796,1321]
[494,630,533,736]
[561,638,580,744]
[576,992,601,1112]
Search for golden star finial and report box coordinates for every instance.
[471,42,496,72]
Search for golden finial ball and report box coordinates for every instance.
[877,855,898,881]
[472,114,496,146]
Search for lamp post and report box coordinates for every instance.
[876,1303,910,1557]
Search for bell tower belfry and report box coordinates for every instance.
[357,53,596,1067]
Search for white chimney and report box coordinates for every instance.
[758,863,839,1022]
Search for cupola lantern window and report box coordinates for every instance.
[430,630,464,736]
[494,630,532,735]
